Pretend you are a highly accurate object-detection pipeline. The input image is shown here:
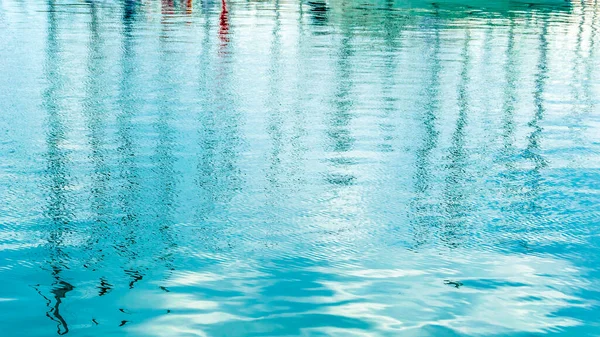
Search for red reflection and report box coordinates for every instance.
[219,0,229,50]
[161,0,175,15]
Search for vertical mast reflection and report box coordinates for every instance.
[38,0,74,334]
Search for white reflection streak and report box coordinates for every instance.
[306,251,589,335]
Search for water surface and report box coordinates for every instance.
[1,0,600,336]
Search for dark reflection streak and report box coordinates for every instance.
[298,0,304,21]
[480,19,495,137]
[213,0,242,201]
[324,14,355,188]
[200,0,210,14]
[522,18,550,212]
[194,0,241,249]
[377,0,403,154]
[410,17,441,249]
[82,0,110,274]
[40,0,74,334]
[501,17,517,160]
[260,0,285,249]
[117,0,143,281]
[126,269,143,289]
[441,29,471,248]
[122,0,137,23]
[586,0,598,104]
[195,10,216,223]
[307,0,328,27]
[568,0,586,138]
[500,15,550,250]
[498,16,524,245]
[43,0,70,258]
[34,276,74,336]
[328,15,354,158]
[287,0,309,193]
[265,0,284,195]
[581,0,597,122]
[98,277,112,296]
[575,0,586,63]
[154,8,178,271]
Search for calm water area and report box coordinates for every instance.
[1,0,600,336]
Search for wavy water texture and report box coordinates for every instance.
[0,0,599,336]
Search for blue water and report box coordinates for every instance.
[1,0,600,335]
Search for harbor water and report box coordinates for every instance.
[1,0,599,335]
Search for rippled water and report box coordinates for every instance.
[1,0,600,335]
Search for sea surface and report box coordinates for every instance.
[1,0,599,336]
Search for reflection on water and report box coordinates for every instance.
[1,0,600,336]
[38,1,74,334]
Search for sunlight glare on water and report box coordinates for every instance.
[1,0,600,336]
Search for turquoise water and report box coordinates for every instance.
[1,0,600,335]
